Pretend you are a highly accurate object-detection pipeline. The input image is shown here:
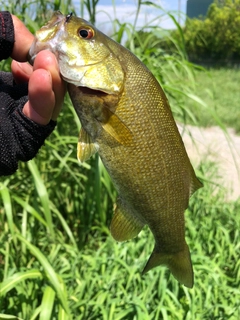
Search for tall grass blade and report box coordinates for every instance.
[0,315,24,320]
[28,306,42,320]
[49,202,77,248]
[58,281,69,320]
[16,235,69,315]
[12,195,47,227]
[39,286,56,320]
[58,306,68,320]
[0,270,42,296]
[0,184,15,244]
[27,160,55,238]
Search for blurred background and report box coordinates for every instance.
[0,1,239,319]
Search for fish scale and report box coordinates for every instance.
[29,11,203,288]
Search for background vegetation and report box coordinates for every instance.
[160,0,240,64]
[0,0,239,319]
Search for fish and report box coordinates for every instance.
[29,11,203,288]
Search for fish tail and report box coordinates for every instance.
[142,242,194,288]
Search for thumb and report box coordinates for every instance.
[23,68,55,125]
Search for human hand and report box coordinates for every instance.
[11,14,35,62]
[0,14,66,176]
[11,15,66,125]
[11,51,66,125]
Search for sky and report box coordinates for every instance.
[73,0,188,31]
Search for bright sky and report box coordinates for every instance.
[73,0,187,30]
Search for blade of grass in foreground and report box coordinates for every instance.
[49,202,78,248]
[58,280,69,320]
[0,184,16,245]
[29,306,41,320]
[27,160,55,238]
[0,315,24,320]
[0,269,42,296]
[12,195,48,227]
[16,234,70,315]
[39,286,55,320]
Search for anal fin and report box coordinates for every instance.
[110,200,144,242]
[142,242,194,288]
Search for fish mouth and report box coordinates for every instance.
[64,68,118,95]
[75,86,108,97]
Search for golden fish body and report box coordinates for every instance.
[29,12,202,288]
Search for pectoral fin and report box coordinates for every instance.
[101,112,133,146]
[110,200,144,242]
[77,128,99,163]
[142,242,194,288]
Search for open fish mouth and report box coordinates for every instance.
[75,86,108,96]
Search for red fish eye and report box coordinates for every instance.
[78,28,94,39]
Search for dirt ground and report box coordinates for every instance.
[178,125,240,201]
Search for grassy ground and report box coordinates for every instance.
[176,67,240,132]
[0,161,240,319]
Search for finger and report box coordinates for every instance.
[23,69,55,125]
[11,60,33,84]
[11,15,35,62]
[33,51,66,120]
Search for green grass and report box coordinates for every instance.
[171,67,240,133]
[0,162,240,319]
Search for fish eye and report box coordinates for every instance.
[78,28,94,39]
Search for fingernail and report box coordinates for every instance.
[17,62,33,75]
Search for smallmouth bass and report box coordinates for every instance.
[29,12,203,288]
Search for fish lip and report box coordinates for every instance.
[46,11,66,28]
[29,12,67,65]
[76,86,108,96]
[68,83,113,96]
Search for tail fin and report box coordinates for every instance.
[142,242,194,288]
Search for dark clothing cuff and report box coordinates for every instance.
[0,103,56,176]
[12,105,56,162]
[0,11,14,60]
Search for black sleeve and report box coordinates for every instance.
[0,11,14,61]
[0,72,56,176]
